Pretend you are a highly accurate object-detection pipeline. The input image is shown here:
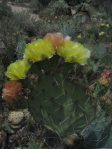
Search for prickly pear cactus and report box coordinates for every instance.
[28,56,96,137]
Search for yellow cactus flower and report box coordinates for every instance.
[5,60,31,80]
[57,41,90,65]
[24,39,55,62]
[99,31,105,36]
[100,23,109,28]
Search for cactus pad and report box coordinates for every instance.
[28,56,96,137]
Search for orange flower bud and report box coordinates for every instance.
[101,69,112,78]
[2,81,22,103]
[45,32,65,49]
[98,69,112,86]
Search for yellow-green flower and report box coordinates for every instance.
[5,60,31,80]
[57,41,90,65]
[24,39,55,62]
[99,31,105,36]
[100,23,109,28]
[106,24,110,28]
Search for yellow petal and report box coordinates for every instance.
[24,39,55,62]
[57,41,90,65]
[99,31,105,36]
[5,60,31,80]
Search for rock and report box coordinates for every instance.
[8,109,32,130]
[8,111,24,125]
[23,109,32,120]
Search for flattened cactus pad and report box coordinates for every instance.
[28,57,96,137]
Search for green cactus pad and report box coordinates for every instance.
[28,56,96,137]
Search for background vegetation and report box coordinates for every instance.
[0,0,112,148]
